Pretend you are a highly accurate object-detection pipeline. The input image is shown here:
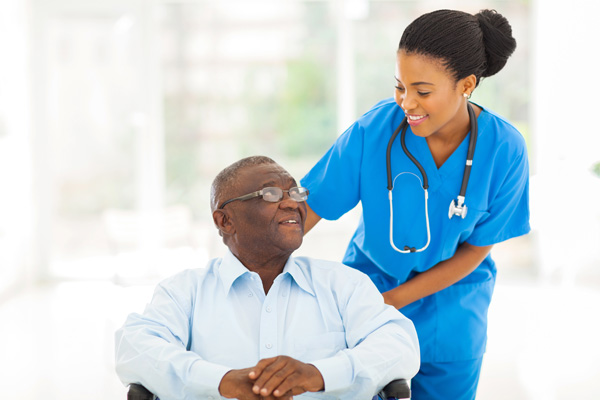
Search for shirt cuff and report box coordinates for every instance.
[310,351,353,393]
[188,360,231,398]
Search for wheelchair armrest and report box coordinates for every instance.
[127,383,155,400]
[378,378,411,399]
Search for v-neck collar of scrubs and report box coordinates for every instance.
[408,104,490,193]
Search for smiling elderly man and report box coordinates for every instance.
[115,156,419,400]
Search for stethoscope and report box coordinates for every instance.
[385,103,478,253]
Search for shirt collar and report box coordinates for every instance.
[219,249,315,297]
[219,249,252,294]
[282,256,316,297]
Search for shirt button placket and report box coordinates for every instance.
[260,301,277,358]
[259,280,280,359]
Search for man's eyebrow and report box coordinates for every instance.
[258,180,278,189]
[394,76,434,86]
[258,177,296,190]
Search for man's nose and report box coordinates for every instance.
[278,193,298,209]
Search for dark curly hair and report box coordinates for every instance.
[399,9,517,86]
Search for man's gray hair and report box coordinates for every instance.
[210,155,277,211]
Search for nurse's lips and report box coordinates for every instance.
[406,113,428,127]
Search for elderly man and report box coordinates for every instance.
[115,156,419,400]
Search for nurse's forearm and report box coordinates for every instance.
[303,204,322,234]
[382,242,493,309]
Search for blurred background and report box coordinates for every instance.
[1,0,599,398]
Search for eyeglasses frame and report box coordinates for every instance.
[219,186,309,209]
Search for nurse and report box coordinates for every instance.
[301,9,530,400]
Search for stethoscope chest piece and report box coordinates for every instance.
[448,195,468,219]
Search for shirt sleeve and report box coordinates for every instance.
[300,122,365,220]
[467,138,531,246]
[114,275,230,400]
[310,272,420,398]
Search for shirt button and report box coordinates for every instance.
[266,306,272,313]
[281,291,287,297]
[266,343,272,349]
[248,292,253,297]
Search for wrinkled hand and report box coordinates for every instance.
[249,356,325,398]
[219,367,293,400]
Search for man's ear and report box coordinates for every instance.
[213,209,235,236]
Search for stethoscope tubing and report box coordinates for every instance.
[386,103,477,253]
[459,103,478,199]
[388,176,431,253]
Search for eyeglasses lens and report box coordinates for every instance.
[262,188,282,202]
[289,187,308,201]
[261,187,308,203]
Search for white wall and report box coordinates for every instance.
[0,0,33,295]
[531,0,600,282]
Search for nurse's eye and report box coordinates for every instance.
[418,91,430,96]
[395,86,405,92]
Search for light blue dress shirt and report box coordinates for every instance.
[115,249,420,400]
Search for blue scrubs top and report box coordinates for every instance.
[301,98,530,363]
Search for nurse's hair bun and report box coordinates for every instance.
[399,9,517,87]
[475,9,517,78]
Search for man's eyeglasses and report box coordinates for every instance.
[219,186,309,209]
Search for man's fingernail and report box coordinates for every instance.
[252,385,259,393]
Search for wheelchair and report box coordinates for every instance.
[127,378,410,399]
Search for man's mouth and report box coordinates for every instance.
[280,219,299,225]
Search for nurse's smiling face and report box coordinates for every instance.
[394,50,475,141]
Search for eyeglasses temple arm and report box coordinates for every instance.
[219,190,263,209]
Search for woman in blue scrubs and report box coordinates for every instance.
[301,9,530,400]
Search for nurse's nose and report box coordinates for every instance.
[401,91,418,112]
